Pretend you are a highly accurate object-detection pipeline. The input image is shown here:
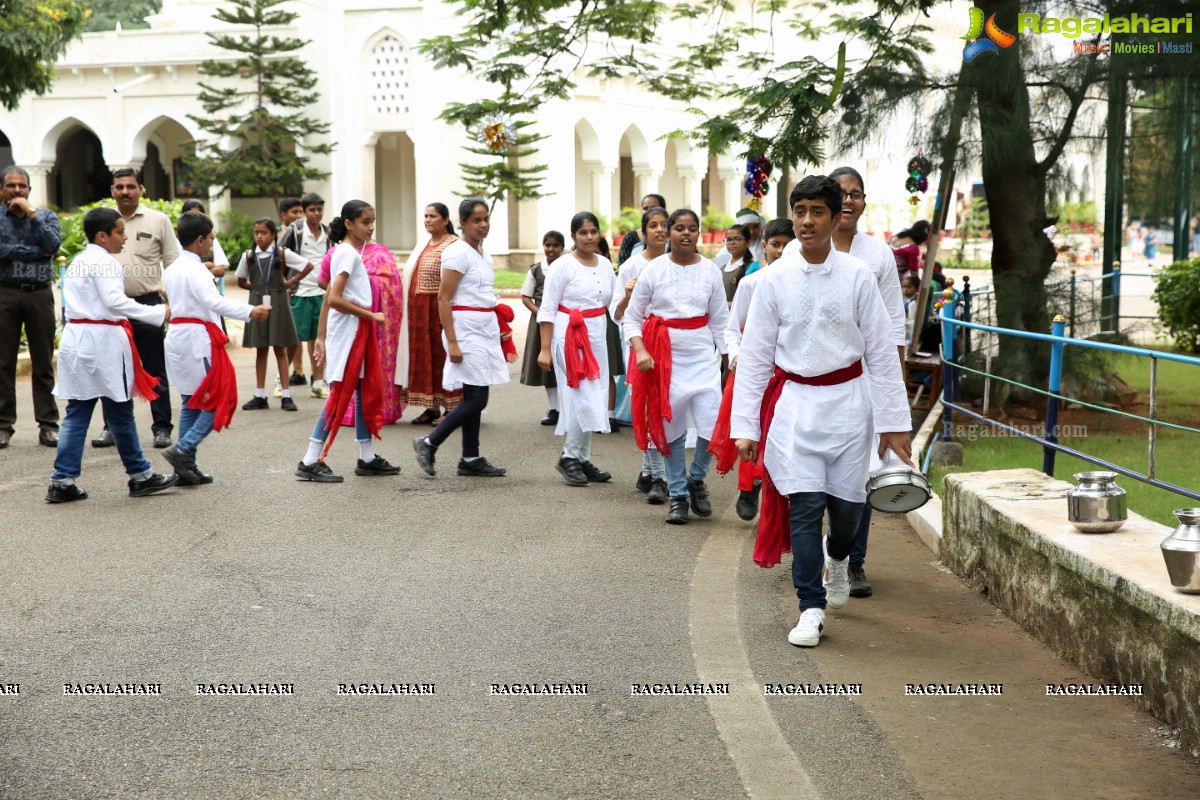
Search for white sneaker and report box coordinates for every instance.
[311,379,329,399]
[824,555,850,609]
[272,377,282,398]
[788,608,826,647]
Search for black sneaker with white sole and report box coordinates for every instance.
[355,456,401,476]
[128,472,178,497]
[295,460,344,483]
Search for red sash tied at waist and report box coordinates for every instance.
[68,318,160,401]
[754,359,864,568]
[321,318,384,460]
[452,304,518,363]
[558,304,607,388]
[629,314,709,456]
[173,317,238,431]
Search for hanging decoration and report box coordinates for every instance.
[743,156,771,212]
[476,112,517,153]
[905,149,933,207]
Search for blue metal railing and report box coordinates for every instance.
[935,301,1200,503]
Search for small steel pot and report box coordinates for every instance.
[1067,471,1127,533]
[1161,508,1200,594]
[865,449,932,513]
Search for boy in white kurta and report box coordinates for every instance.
[731,176,912,648]
[162,211,269,485]
[47,208,179,502]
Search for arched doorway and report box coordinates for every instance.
[617,126,651,215]
[0,130,12,172]
[574,119,602,215]
[52,126,108,211]
[130,115,196,200]
[374,131,417,250]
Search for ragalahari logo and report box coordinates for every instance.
[963,7,1016,62]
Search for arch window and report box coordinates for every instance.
[368,35,410,115]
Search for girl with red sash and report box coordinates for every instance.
[537,212,618,486]
[623,208,730,525]
[295,200,400,483]
[161,211,269,485]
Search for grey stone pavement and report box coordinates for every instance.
[1,299,1198,799]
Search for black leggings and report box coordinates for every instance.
[428,384,489,458]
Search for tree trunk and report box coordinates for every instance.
[969,0,1058,391]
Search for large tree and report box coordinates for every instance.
[84,0,160,32]
[181,0,331,202]
[0,0,90,111]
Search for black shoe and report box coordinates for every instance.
[413,436,437,476]
[289,372,307,386]
[458,457,506,477]
[162,444,203,486]
[280,397,298,412]
[153,431,172,449]
[242,396,269,411]
[355,456,401,476]
[579,461,611,483]
[295,460,344,483]
[556,457,589,486]
[666,497,689,525]
[91,429,114,448]
[646,478,668,505]
[849,565,873,598]
[128,472,178,497]
[608,417,623,432]
[541,409,559,426]
[635,472,654,493]
[736,488,760,521]
[38,428,59,447]
[46,483,88,504]
[687,479,712,518]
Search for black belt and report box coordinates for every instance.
[0,281,51,292]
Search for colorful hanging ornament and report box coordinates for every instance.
[743,155,772,213]
[476,112,517,153]
[904,148,932,207]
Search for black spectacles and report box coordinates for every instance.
[843,191,865,201]
[726,236,746,242]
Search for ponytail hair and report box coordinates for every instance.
[427,202,455,236]
[328,199,373,244]
[728,223,754,270]
[253,217,278,236]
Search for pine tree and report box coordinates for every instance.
[182,0,331,202]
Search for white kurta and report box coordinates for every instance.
[54,244,168,402]
[538,253,617,434]
[163,251,255,395]
[622,254,729,444]
[730,250,911,502]
[785,232,906,345]
[324,243,373,384]
[610,252,656,337]
[724,266,770,362]
[441,239,510,389]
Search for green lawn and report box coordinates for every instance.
[494,268,530,291]
[929,351,1200,527]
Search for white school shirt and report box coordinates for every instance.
[622,253,729,443]
[324,243,373,384]
[234,243,308,281]
[293,222,328,298]
[441,239,510,389]
[538,253,617,434]
[785,232,906,345]
[163,251,256,395]
[724,265,770,362]
[730,249,910,502]
[54,244,168,402]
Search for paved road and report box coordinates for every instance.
[1,316,1197,798]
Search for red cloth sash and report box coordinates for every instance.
[174,317,238,431]
[557,304,607,388]
[754,360,864,569]
[452,304,518,363]
[708,371,739,475]
[628,314,709,456]
[321,318,383,460]
[68,318,160,401]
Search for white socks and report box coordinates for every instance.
[546,387,558,411]
[302,440,323,466]
[359,441,375,462]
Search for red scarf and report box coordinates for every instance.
[452,304,518,362]
[708,371,738,475]
[754,360,863,568]
[174,317,238,431]
[68,318,160,401]
[558,305,607,388]
[321,318,384,460]
[628,314,708,456]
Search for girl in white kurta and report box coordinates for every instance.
[296,201,400,483]
[48,208,176,502]
[623,208,730,525]
[413,199,510,479]
[611,206,669,503]
[537,212,618,486]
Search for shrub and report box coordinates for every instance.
[1153,257,1200,353]
[701,205,734,233]
[56,198,184,272]
[218,209,256,269]
[615,206,642,234]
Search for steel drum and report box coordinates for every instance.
[865,449,932,513]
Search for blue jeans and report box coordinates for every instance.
[177,394,215,456]
[52,397,152,483]
[789,492,865,611]
[310,390,370,443]
[664,434,713,498]
[843,506,871,567]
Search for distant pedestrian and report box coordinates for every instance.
[1144,225,1157,262]
[519,230,564,426]
[404,203,462,425]
[279,192,331,398]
